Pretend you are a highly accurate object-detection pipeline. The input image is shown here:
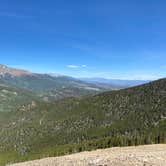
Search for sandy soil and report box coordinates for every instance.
[9,144,166,166]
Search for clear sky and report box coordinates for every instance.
[0,0,166,80]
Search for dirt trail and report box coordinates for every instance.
[9,144,166,166]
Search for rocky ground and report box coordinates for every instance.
[9,144,166,166]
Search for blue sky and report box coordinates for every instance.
[0,0,166,80]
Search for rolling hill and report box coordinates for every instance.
[0,78,165,165]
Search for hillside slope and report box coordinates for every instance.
[0,78,165,165]
[0,83,38,112]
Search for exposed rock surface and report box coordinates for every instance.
[0,64,32,77]
[9,144,166,166]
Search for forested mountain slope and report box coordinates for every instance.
[0,78,165,165]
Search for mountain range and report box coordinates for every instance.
[79,77,150,88]
[0,64,114,108]
[0,64,151,108]
[0,64,165,165]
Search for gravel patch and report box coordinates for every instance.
[9,144,166,166]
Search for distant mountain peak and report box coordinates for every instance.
[0,64,33,77]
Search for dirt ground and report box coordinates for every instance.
[9,144,166,166]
